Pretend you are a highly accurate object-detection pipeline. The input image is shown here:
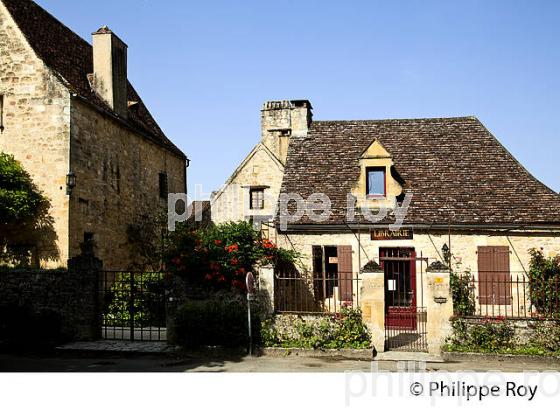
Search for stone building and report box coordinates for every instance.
[211,100,312,238]
[213,99,560,351]
[0,0,188,269]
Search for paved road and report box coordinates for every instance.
[1,351,559,372]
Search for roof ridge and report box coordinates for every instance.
[312,116,478,124]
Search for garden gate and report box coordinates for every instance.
[99,271,168,341]
[380,248,429,352]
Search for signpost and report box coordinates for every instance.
[246,272,256,356]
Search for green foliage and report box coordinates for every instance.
[172,292,260,348]
[528,249,560,316]
[0,152,55,267]
[450,270,476,316]
[445,318,560,357]
[446,318,515,353]
[103,272,166,327]
[261,308,371,350]
[166,221,300,292]
[528,320,560,353]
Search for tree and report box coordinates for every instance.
[0,152,56,267]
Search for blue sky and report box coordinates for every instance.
[38,0,560,196]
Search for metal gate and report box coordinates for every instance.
[381,249,428,352]
[99,271,168,341]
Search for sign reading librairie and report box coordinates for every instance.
[370,228,413,240]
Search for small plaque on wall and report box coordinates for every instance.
[371,228,413,241]
[329,257,338,264]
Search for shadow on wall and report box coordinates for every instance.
[274,262,319,313]
[0,152,59,267]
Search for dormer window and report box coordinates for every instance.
[366,167,386,197]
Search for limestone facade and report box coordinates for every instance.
[211,100,311,231]
[69,100,186,269]
[0,3,71,264]
[0,2,187,269]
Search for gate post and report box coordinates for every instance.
[257,264,275,315]
[360,271,385,353]
[426,270,453,355]
[67,242,103,341]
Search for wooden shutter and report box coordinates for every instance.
[478,246,511,305]
[337,245,353,302]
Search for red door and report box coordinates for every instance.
[381,248,417,329]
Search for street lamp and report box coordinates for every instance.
[66,172,76,196]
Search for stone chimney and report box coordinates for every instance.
[92,26,128,118]
[261,100,312,164]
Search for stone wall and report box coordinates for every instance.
[0,2,71,266]
[260,100,311,164]
[0,257,101,342]
[212,100,312,230]
[454,317,558,345]
[1,3,187,270]
[69,100,186,270]
[211,144,284,225]
[276,229,560,281]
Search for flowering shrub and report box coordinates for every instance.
[528,249,560,316]
[450,270,476,316]
[165,221,299,292]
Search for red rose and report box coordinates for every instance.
[214,240,222,246]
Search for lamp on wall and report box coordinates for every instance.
[66,172,76,196]
[442,243,451,265]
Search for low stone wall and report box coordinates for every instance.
[456,317,558,344]
[0,258,101,343]
[267,313,326,340]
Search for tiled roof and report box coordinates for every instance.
[2,0,186,159]
[280,117,560,227]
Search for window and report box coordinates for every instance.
[159,172,168,199]
[250,188,265,210]
[366,167,386,197]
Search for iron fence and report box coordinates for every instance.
[99,271,168,341]
[274,273,362,314]
[454,272,560,319]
